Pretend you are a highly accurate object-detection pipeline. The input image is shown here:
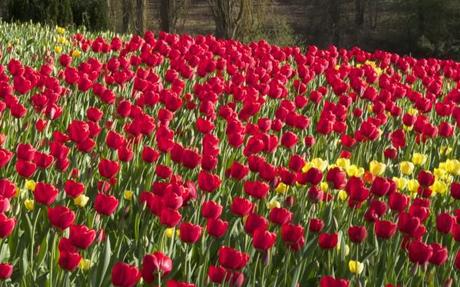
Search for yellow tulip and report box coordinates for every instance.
[74,194,89,208]
[25,180,36,192]
[79,259,92,270]
[320,182,329,192]
[399,161,414,175]
[393,177,408,190]
[123,190,133,200]
[369,160,386,176]
[336,158,350,169]
[165,228,175,238]
[431,180,447,195]
[349,260,364,274]
[71,50,81,58]
[311,158,328,172]
[266,198,281,209]
[275,183,288,194]
[24,199,34,211]
[54,46,62,54]
[407,179,419,194]
[56,26,66,34]
[338,190,348,201]
[412,153,427,166]
[346,165,359,177]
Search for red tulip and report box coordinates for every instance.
[244,181,269,199]
[94,193,119,216]
[230,197,253,217]
[197,171,221,193]
[252,228,277,250]
[98,159,120,178]
[141,252,173,283]
[244,213,268,236]
[318,232,338,249]
[0,263,13,279]
[408,240,433,265]
[111,262,141,287]
[34,182,58,206]
[429,243,448,265]
[348,225,368,243]
[269,207,292,225]
[206,218,228,238]
[375,220,397,239]
[64,180,85,198]
[320,275,349,287]
[201,200,222,219]
[218,246,249,270]
[179,222,202,244]
[15,159,36,178]
[0,214,15,238]
[436,213,454,234]
[0,179,16,199]
[69,225,96,249]
[48,206,75,230]
[309,218,325,233]
[58,251,81,271]
[281,223,305,251]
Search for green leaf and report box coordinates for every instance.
[97,236,112,287]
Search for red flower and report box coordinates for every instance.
[58,251,81,271]
[48,206,75,230]
[455,250,460,270]
[69,225,96,249]
[94,193,119,216]
[201,200,222,219]
[309,218,325,233]
[388,192,409,213]
[111,262,141,287]
[244,213,268,236]
[375,220,397,239]
[320,275,349,287]
[141,146,159,163]
[166,280,195,287]
[417,170,434,187]
[0,214,15,238]
[390,129,406,148]
[429,243,448,265]
[436,213,454,234]
[218,246,249,270]
[348,225,368,243]
[64,180,85,198]
[244,181,269,199]
[451,182,460,199]
[281,131,297,148]
[141,252,173,283]
[407,240,433,265]
[0,263,13,279]
[269,207,292,225]
[16,143,35,161]
[230,197,253,217]
[252,228,277,250]
[370,177,391,197]
[197,171,221,193]
[34,182,58,206]
[326,167,347,189]
[0,148,13,168]
[0,179,16,199]
[206,218,228,238]
[179,222,202,244]
[159,208,182,227]
[281,223,305,251]
[15,159,36,178]
[106,131,125,150]
[318,232,338,249]
[98,159,120,178]
[67,120,90,143]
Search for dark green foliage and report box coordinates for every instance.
[6,0,108,31]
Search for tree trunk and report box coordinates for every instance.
[160,0,172,32]
[122,0,133,33]
[135,0,145,34]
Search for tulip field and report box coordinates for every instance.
[1,22,460,286]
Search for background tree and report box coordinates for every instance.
[159,0,190,33]
[207,0,249,39]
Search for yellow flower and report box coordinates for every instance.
[393,177,408,190]
[25,180,36,192]
[57,36,67,44]
[336,158,350,170]
[369,160,386,176]
[301,162,312,173]
[367,105,373,113]
[320,182,329,192]
[349,260,364,275]
[165,228,175,238]
[408,108,418,116]
[338,190,348,201]
[446,160,460,175]
[431,180,447,195]
[71,50,81,58]
[275,183,288,194]
[15,187,21,197]
[56,26,66,34]
[54,46,62,54]
[346,165,360,177]
[412,153,427,166]
[24,199,34,211]
[311,158,328,172]
[266,198,281,209]
[399,161,414,175]
[74,194,89,208]
[434,168,447,179]
[79,258,92,270]
[407,179,419,194]
[123,190,133,200]
[440,146,453,155]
